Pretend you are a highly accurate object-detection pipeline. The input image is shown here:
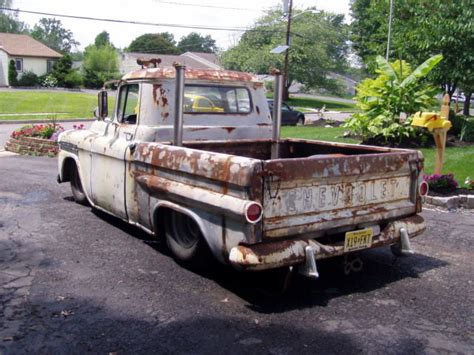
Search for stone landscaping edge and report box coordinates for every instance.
[425,194,474,209]
[5,136,58,157]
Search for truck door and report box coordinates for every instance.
[90,84,139,219]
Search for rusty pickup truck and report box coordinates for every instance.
[57,62,427,278]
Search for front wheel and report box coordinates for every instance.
[70,165,89,206]
[296,116,304,126]
[164,210,210,267]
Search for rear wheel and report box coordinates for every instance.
[70,165,89,205]
[164,210,209,267]
[296,116,304,126]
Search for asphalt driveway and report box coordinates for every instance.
[1,155,473,354]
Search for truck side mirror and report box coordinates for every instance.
[97,90,108,119]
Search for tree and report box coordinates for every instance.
[51,54,73,87]
[0,0,28,33]
[82,44,120,88]
[8,59,17,86]
[94,31,113,48]
[127,32,179,54]
[350,0,474,112]
[221,8,349,99]
[31,18,79,54]
[177,32,217,53]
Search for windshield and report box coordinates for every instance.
[184,85,251,114]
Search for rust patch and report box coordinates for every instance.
[123,67,261,83]
[152,84,161,104]
[160,87,168,107]
[222,127,236,134]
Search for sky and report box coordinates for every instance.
[9,0,351,52]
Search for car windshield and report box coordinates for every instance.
[184,85,251,114]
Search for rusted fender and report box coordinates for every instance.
[135,173,261,222]
[229,215,426,271]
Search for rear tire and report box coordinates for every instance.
[164,210,209,267]
[70,165,89,206]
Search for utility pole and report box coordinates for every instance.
[283,0,293,100]
[386,0,394,61]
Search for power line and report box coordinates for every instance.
[0,7,252,32]
[153,0,266,12]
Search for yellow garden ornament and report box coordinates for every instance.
[411,94,451,174]
[411,112,452,131]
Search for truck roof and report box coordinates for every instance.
[122,67,261,84]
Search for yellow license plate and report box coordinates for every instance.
[344,228,373,252]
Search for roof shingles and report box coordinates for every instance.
[0,33,62,58]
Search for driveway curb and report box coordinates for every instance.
[425,194,474,209]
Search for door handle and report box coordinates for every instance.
[124,132,133,141]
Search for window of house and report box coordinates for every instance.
[117,84,140,124]
[14,58,23,72]
[47,60,56,73]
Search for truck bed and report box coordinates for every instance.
[185,138,423,239]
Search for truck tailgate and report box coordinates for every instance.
[262,151,421,238]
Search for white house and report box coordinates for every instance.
[0,33,62,86]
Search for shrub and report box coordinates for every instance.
[343,54,443,145]
[423,173,458,192]
[465,177,473,190]
[63,70,83,88]
[17,71,39,86]
[459,116,474,142]
[41,74,58,88]
[51,54,73,87]
[8,60,18,86]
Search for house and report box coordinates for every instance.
[119,51,222,75]
[0,33,62,86]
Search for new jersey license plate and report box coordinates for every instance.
[344,228,373,252]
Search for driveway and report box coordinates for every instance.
[0,155,473,353]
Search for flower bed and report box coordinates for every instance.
[5,123,64,157]
[423,173,473,197]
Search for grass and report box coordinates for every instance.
[286,97,356,112]
[281,126,359,143]
[0,91,116,120]
[420,146,474,185]
[267,93,357,112]
[282,126,474,185]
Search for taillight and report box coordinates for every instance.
[245,202,263,223]
[419,181,429,196]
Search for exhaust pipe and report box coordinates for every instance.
[173,64,185,146]
[271,70,283,159]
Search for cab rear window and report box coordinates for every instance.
[184,85,251,114]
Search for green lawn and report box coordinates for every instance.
[281,126,359,143]
[267,93,357,112]
[0,91,116,120]
[420,147,474,184]
[282,126,474,185]
[287,97,356,112]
